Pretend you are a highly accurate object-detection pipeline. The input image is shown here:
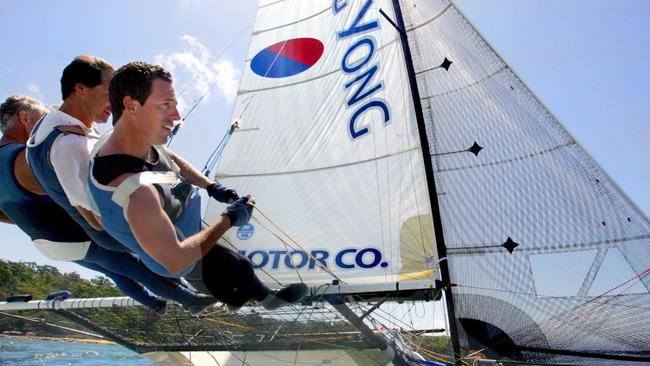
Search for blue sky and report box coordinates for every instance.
[0,0,648,280]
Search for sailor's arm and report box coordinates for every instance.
[77,206,103,231]
[127,184,230,275]
[2,149,40,224]
[14,150,45,195]
[51,135,103,231]
[163,147,238,203]
[162,147,212,188]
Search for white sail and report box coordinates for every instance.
[402,0,650,359]
[205,0,438,287]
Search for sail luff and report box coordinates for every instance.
[390,0,461,363]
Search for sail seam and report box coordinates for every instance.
[405,3,453,33]
[239,68,339,95]
[258,0,285,9]
[446,234,650,255]
[216,146,419,178]
[419,66,508,98]
[252,7,330,36]
[436,141,576,173]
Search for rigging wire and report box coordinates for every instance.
[451,268,650,363]
[252,216,304,284]
[167,39,248,148]
[251,205,345,283]
[166,21,253,148]
[0,311,104,339]
[201,121,238,176]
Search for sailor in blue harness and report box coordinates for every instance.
[0,95,169,312]
[89,62,307,310]
[25,56,216,315]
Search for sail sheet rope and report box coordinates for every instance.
[212,221,456,362]
[203,136,438,335]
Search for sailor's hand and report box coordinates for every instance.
[221,195,254,227]
[207,182,239,203]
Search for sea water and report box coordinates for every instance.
[0,337,151,365]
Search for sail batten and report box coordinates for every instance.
[216,146,420,178]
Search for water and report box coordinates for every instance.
[0,337,152,365]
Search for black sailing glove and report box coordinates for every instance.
[221,196,254,227]
[206,182,239,203]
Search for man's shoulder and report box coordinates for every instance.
[127,183,162,211]
[52,131,88,154]
[55,125,86,136]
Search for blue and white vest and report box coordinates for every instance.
[26,119,127,253]
[0,142,91,260]
[88,135,200,278]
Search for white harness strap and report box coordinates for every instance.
[32,239,91,261]
[112,171,181,209]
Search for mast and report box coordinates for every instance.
[387,0,462,363]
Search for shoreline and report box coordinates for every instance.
[0,333,117,346]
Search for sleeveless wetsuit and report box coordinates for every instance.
[89,142,269,306]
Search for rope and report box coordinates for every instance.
[250,204,345,283]
[202,121,238,176]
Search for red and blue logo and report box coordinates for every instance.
[251,38,324,78]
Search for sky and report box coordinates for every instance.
[0,0,649,284]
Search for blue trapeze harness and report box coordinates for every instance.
[88,139,200,278]
[0,143,90,246]
[26,120,126,253]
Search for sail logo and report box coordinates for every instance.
[237,223,254,240]
[333,0,391,140]
[251,38,324,78]
[239,247,389,271]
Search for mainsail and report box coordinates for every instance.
[204,0,438,288]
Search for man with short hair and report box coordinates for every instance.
[0,95,166,312]
[89,62,307,310]
[26,56,215,314]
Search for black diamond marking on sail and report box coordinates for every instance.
[432,141,483,157]
[468,141,483,156]
[502,237,519,254]
[440,57,453,71]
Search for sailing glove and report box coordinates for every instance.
[222,196,254,227]
[207,182,239,203]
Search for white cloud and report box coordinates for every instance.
[154,35,240,115]
[27,83,44,100]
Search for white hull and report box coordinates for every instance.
[145,349,394,366]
